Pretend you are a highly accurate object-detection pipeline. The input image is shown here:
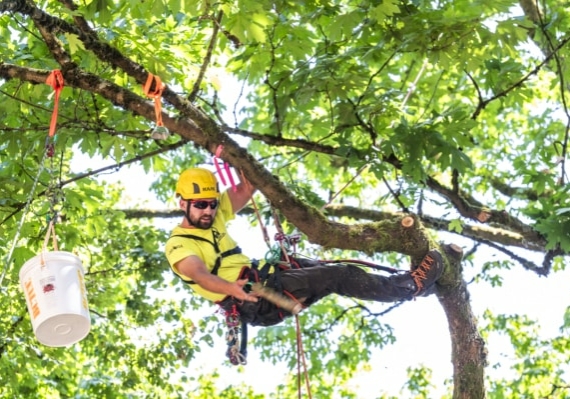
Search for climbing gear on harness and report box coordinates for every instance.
[410,250,444,295]
[176,168,220,200]
[167,231,242,284]
[224,304,247,365]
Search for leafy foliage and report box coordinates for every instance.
[1,0,570,397]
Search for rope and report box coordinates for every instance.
[269,208,312,398]
[296,314,312,399]
[0,137,51,289]
[0,69,64,289]
[40,218,59,267]
[250,197,271,248]
[249,197,312,397]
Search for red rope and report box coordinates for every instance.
[252,203,312,397]
[295,315,312,398]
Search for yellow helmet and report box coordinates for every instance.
[176,168,220,199]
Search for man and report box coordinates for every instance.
[165,167,444,329]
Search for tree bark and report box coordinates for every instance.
[437,244,488,399]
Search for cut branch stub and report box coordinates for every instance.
[476,211,491,222]
[401,216,414,228]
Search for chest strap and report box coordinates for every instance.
[169,233,242,284]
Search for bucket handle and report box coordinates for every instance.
[40,219,59,267]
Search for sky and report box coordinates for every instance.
[69,156,570,398]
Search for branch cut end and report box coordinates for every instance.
[401,216,414,228]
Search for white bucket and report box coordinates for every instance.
[19,251,90,347]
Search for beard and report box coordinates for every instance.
[191,215,214,229]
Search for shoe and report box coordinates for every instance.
[410,250,444,295]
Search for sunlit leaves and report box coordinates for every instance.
[483,311,570,398]
[1,0,570,397]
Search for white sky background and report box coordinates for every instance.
[68,155,570,398]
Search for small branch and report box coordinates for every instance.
[189,11,223,102]
[470,36,570,120]
[265,24,284,137]
[307,301,403,335]
[117,208,181,219]
[382,176,408,213]
[474,238,550,276]
[0,140,186,227]
[62,141,187,185]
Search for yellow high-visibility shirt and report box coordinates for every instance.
[165,192,251,302]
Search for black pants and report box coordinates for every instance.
[218,261,416,327]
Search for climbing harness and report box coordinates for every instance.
[166,229,247,365]
[168,230,242,284]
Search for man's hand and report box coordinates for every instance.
[231,279,258,302]
[228,169,257,213]
[176,256,259,301]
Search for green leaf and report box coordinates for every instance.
[64,33,86,55]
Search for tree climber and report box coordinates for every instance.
[165,168,444,362]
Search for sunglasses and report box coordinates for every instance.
[190,199,219,210]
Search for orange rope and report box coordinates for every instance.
[270,209,312,398]
[143,73,165,127]
[46,70,64,138]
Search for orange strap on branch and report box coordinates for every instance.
[46,70,64,138]
[143,73,165,127]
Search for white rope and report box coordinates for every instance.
[0,139,51,289]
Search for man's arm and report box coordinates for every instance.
[175,255,258,302]
[227,170,256,213]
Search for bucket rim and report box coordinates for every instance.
[19,251,84,280]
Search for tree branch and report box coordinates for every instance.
[188,10,223,102]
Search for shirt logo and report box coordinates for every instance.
[168,244,183,256]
